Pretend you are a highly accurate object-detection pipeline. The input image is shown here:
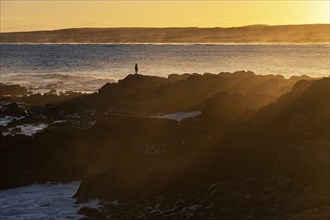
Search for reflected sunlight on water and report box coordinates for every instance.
[1,44,329,93]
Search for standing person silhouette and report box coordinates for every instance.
[135,63,138,74]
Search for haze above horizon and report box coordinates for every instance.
[1,0,329,33]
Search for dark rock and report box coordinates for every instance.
[242,216,255,220]
[10,127,22,135]
[288,206,330,220]
[1,103,26,117]
[276,178,293,192]
[1,74,329,220]
[188,204,202,212]
[175,198,185,207]
[147,209,166,220]
[97,71,295,115]
[0,125,9,134]
[287,114,311,139]
[200,92,255,129]
[184,212,199,220]
[78,206,100,218]
[41,104,60,119]
[7,113,48,127]
[78,217,93,220]
[74,171,127,201]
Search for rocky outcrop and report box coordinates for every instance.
[78,176,330,220]
[0,102,27,117]
[0,83,27,96]
[289,207,330,220]
[273,139,330,187]
[220,78,330,186]
[199,92,255,129]
[97,71,303,115]
[76,77,329,205]
[1,72,329,220]
[235,78,329,141]
[0,126,87,188]
[0,105,95,188]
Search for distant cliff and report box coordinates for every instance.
[0,24,329,43]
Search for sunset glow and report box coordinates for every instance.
[1,0,329,32]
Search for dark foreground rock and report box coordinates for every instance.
[73,77,329,219]
[78,206,102,218]
[78,176,329,220]
[76,78,329,197]
[0,72,329,220]
[0,102,27,117]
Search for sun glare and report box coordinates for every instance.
[0,1,329,32]
[316,1,330,23]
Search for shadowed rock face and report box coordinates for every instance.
[237,78,330,141]
[208,78,329,186]
[0,103,27,117]
[75,76,329,202]
[199,92,254,129]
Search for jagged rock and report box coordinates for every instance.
[97,71,296,115]
[78,206,101,218]
[1,73,329,220]
[7,113,48,127]
[1,103,26,117]
[41,104,61,119]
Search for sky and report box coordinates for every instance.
[0,0,329,32]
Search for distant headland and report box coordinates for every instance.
[0,24,329,44]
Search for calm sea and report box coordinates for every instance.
[0,44,329,93]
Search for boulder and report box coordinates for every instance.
[41,104,60,119]
[1,103,26,117]
[78,206,101,218]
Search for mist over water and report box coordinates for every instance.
[1,44,329,93]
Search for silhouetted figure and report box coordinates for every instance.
[135,64,138,74]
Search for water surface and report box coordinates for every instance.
[0,182,99,220]
[1,44,329,92]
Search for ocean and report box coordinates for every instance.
[0,44,329,93]
[0,181,100,220]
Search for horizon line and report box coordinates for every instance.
[1,23,329,34]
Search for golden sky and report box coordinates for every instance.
[1,0,329,32]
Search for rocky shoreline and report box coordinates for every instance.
[1,71,329,219]
[77,176,330,220]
